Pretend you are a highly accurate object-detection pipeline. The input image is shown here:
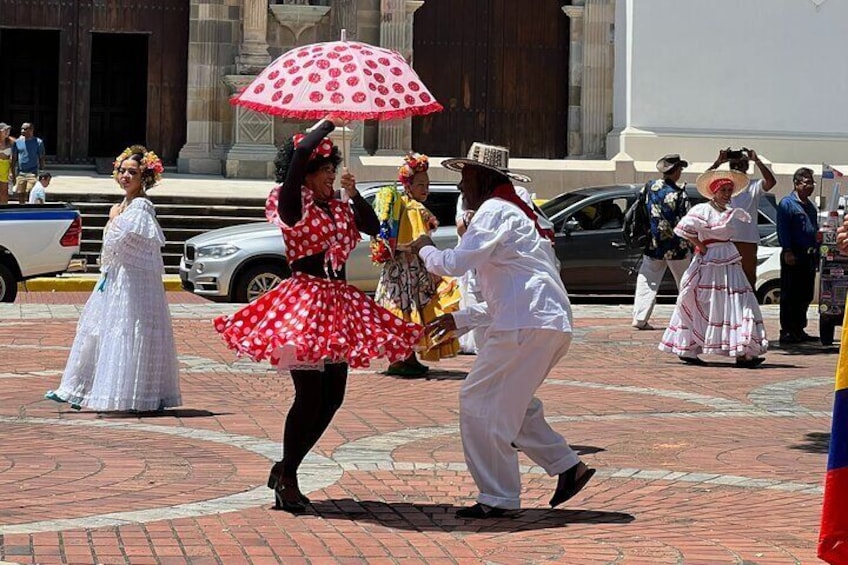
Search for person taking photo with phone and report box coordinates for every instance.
[707,147,777,287]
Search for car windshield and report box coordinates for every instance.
[539,192,588,220]
[362,185,460,227]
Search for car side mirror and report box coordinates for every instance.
[562,219,580,234]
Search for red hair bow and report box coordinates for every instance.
[293,134,334,160]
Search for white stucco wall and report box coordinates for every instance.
[610,0,848,163]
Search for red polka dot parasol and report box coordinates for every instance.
[230,39,443,121]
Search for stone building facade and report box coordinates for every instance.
[0,0,617,176]
[176,0,617,177]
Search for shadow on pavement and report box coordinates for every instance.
[773,343,839,355]
[95,409,227,418]
[571,445,606,455]
[381,370,469,381]
[789,431,830,454]
[424,369,469,381]
[306,499,634,532]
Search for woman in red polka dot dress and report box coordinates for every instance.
[213,118,422,513]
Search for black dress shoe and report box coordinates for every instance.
[798,332,819,342]
[455,503,515,519]
[779,332,802,344]
[679,355,707,366]
[550,463,596,508]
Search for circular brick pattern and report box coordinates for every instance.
[0,303,832,563]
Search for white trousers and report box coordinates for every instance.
[460,328,578,509]
[632,255,690,327]
[457,271,486,354]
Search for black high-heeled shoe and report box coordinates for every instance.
[267,462,309,510]
[273,481,306,514]
[267,461,285,490]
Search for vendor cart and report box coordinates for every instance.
[818,220,847,346]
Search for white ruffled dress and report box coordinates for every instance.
[659,203,768,359]
[54,198,181,411]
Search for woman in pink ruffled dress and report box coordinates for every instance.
[659,170,768,368]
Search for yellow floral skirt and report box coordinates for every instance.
[375,253,460,361]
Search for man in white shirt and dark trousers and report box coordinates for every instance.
[707,147,777,288]
[407,143,594,519]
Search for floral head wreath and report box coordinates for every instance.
[398,152,429,188]
[293,134,335,161]
[113,146,164,189]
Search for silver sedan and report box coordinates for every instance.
[179,182,463,303]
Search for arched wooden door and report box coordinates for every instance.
[411,0,569,158]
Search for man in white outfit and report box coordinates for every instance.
[454,184,544,355]
[408,143,594,519]
[632,154,693,331]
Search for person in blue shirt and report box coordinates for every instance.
[776,167,819,344]
[10,122,46,205]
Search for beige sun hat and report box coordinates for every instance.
[441,142,532,183]
[695,170,750,200]
[656,153,689,174]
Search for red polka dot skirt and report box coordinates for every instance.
[213,273,424,370]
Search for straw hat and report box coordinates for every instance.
[441,142,532,183]
[656,153,689,174]
[695,170,750,200]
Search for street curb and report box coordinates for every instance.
[18,276,184,293]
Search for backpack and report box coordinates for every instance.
[622,182,651,249]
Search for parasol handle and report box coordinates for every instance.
[341,28,347,42]
[341,125,349,202]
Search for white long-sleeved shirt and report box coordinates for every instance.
[420,197,572,333]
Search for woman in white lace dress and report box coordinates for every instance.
[45,145,181,411]
[659,170,768,368]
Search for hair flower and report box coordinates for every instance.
[113,145,164,189]
[398,152,429,187]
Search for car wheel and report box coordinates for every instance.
[757,281,780,305]
[233,263,290,303]
[0,264,18,303]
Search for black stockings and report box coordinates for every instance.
[281,363,348,479]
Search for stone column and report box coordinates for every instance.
[223,75,278,178]
[563,3,585,157]
[178,0,241,175]
[376,0,425,155]
[581,0,615,157]
[236,0,272,74]
[223,0,277,178]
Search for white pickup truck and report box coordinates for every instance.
[0,204,83,302]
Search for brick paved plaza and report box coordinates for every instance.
[0,292,835,564]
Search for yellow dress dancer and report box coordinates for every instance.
[373,153,460,376]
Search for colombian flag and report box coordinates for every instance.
[823,163,845,180]
[819,308,848,563]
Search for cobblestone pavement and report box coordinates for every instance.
[0,293,835,564]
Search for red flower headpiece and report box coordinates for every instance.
[398,152,429,187]
[293,133,335,161]
[112,145,164,189]
[708,177,735,194]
